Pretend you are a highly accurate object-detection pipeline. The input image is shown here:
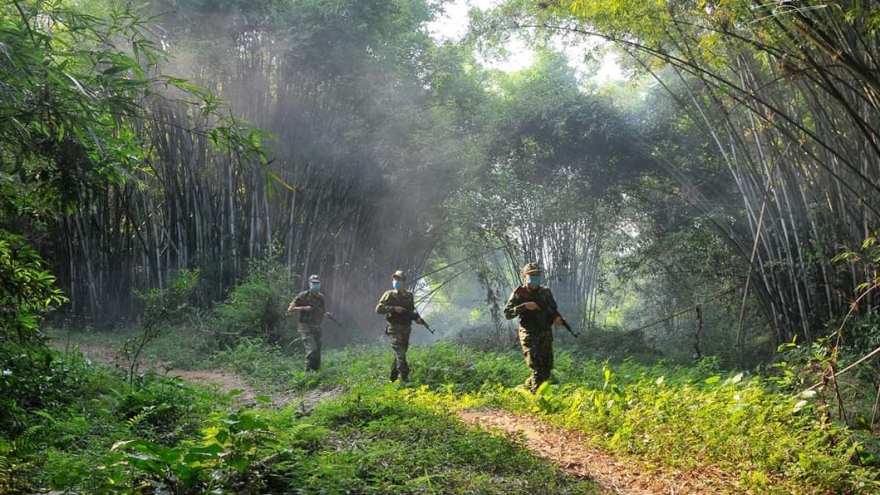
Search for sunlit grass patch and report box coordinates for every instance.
[281,387,599,494]
[408,363,879,494]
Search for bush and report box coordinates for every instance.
[0,230,68,345]
[214,337,296,389]
[213,250,297,347]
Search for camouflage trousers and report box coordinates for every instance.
[299,324,322,372]
[519,326,554,392]
[386,324,412,382]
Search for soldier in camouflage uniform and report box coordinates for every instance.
[504,262,564,392]
[287,274,331,372]
[375,269,424,384]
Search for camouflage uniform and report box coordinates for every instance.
[376,287,420,382]
[504,282,559,392]
[292,289,325,372]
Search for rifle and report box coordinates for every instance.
[513,287,579,338]
[324,312,343,326]
[284,306,343,328]
[386,301,434,334]
[555,316,579,338]
[418,318,435,334]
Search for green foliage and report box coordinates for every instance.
[0,342,221,494]
[0,230,67,345]
[122,270,199,387]
[214,339,869,493]
[213,250,296,347]
[0,0,267,210]
[0,345,117,492]
[833,235,880,348]
[276,388,597,494]
[1,0,267,331]
[1,0,150,213]
[214,337,295,390]
[12,323,880,494]
[106,407,284,494]
[0,343,86,438]
[409,354,880,494]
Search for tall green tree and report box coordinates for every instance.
[445,50,650,332]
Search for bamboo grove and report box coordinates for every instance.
[11,0,476,328]
[472,0,880,357]
[6,0,880,362]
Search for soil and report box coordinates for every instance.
[458,409,743,495]
[52,341,341,411]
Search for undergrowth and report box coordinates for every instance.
[231,340,880,494]
[22,328,880,495]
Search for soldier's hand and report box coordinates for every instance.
[522,301,540,311]
[393,306,406,314]
[302,306,312,312]
[553,316,563,326]
[325,311,332,317]
[287,305,295,314]
[415,318,425,325]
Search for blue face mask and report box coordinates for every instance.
[310,283,321,291]
[527,276,541,286]
[392,279,403,290]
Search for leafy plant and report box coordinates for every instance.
[0,230,68,345]
[213,249,296,347]
[106,406,289,494]
[122,270,199,388]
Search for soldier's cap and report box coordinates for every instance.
[392,269,406,280]
[308,274,321,283]
[522,262,542,275]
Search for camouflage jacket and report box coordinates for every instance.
[293,290,325,326]
[503,285,559,330]
[376,289,420,326]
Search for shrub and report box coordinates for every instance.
[0,230,68,345]
[213,250,297,347]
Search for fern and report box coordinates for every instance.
[126,409,152,430]
[286,422,316,438]
[10,424,43,454]
[0,439,10,477]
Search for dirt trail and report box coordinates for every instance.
[59,340,745,492]
[459,409,741,495]
[54,341,341,411]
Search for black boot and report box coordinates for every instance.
[389,365,399,382]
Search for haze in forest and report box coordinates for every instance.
[4,0,879,363]
[6,1,880,493]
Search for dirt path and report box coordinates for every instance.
[58,340,747,492]
[55,341,341,411]
[459,409,741,495]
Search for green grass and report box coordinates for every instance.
[4,335,600,494]
[0,343,225,494]
[30,328,880,494]
[265,387,598,494]
[46,325,219,370]
[233,341,880,494]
